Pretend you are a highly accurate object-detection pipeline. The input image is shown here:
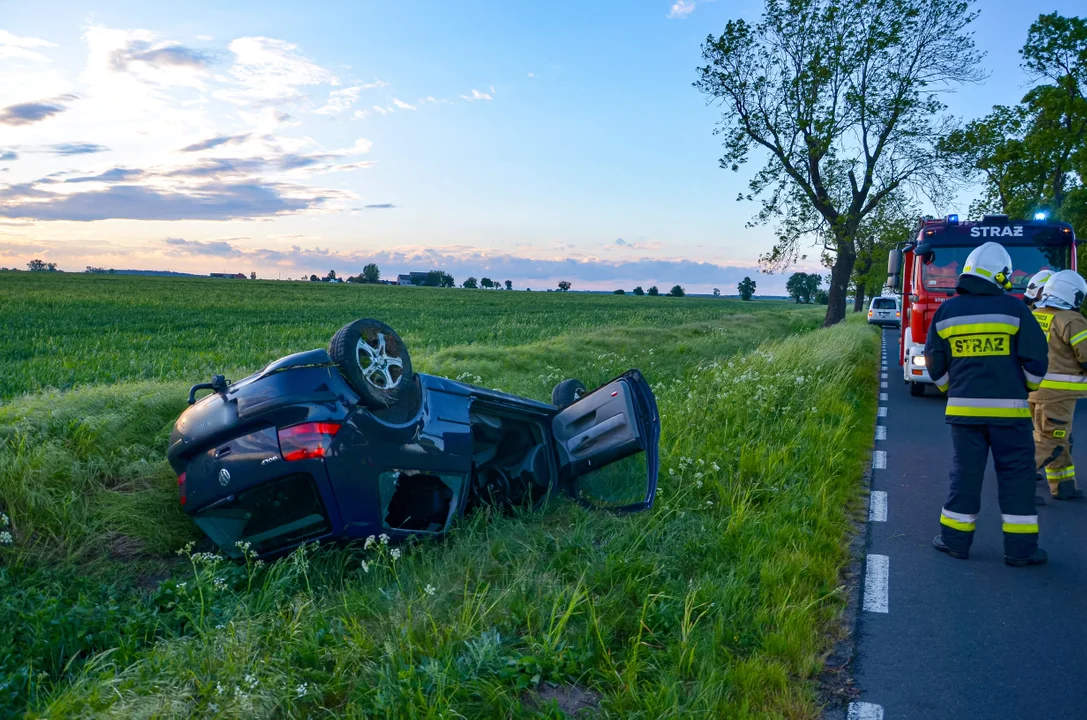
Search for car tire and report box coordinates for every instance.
[551,378,587,408]
[329,319,414,409]
[909,381,926,397]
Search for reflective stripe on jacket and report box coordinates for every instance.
[1031,308,1087,400]
[924,277,1048,425]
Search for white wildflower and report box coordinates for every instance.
[360,560,370,573]
[424,584,436,596]
[295,682,309,698]
[668,468,675,476]
[390,548,401,561]
[364,535,376,549]
[0,513,8,527]
[216,624,225,630]
[711,462,720,472]
[213,577,227,591]
[696,480,703,489]
[244,674,258,689]
[379,533,390,545]
[697,459,704,466]
[0,531,11,545]
[706,500,714,506]
[694,472,703,479]
[216,682,225,695]
[177,581,187,590]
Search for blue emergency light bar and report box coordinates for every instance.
[1034,211,1048,221]
[946,214,959,225]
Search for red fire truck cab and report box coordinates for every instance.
[887,213,1077,397]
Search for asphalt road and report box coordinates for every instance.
[849,328,1087,720]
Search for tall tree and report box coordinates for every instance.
[362,263,381,283]
[462,276,478,289]
[786,272,815,303]
[942,13,1087,241]
[737,276,757,300]
[695,0,982,326]
[558,280,572,292]
[504,280,513,290]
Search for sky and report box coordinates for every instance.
[0,0,1082,293]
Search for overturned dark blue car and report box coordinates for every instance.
[167,319,660,560]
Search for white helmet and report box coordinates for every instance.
[961,241,1013,291]
[1039,270,1087,310]
[1025,269,1055,304]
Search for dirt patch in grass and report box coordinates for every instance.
[530,683,602,717]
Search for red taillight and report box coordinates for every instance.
[277,422,342,462]
[896,311,901,317]
[178,472,187,506]
[868,311,873,317]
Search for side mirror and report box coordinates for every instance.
[886,249,902,292]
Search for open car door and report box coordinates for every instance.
[551,370,660,512]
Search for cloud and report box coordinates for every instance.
[314,85,361,114]
[391,98,416,111]
[218,36,338,105]
[360,79,390,90]
[0,29,57,63]
[0,94,78,126]
[353,109,370,120]
[527,72,535,78]
[460,88,492,102]
[0,150,16,162]
[363,203,396,209]
[164,237,242,256]
[371,105,391,115]
[64,167,144,183]
[0,181,326,221]
[615,238,628,246]
[180,133,252,152]
[668,0,696,18]
[110,40,213,71]
[48,142,110,156]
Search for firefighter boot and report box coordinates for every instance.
[1005,546,1049,567]
[932,535,968,560]
[1054,480,1085,500]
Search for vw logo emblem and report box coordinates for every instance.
[218,469,231,487]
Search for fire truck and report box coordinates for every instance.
[886,213,1077,396]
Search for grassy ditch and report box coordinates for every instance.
[0,304,877,718]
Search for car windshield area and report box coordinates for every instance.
[193,472,331,558]
[922,244,1070,291]
[872,298,897,310]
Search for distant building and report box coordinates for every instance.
[210,272,247,279]
[397,271,429,286]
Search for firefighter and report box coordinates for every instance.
[925,241,1049,567]
[1029,269,1087,501]
[1024,269,1054,309]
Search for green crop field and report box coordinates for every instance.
[0,272,878,719]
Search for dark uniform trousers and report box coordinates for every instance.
[941,421,1040,559]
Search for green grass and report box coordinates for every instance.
[0,273,878,718]
[0,272,805,401]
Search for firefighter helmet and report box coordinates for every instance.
[961,242,1013,291]
[1039,270,1087,310]
[1025,269,1055,305]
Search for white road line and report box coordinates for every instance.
[880,381,888,388]
[879,392,888,401]
[873,450,886,469]
[878,406,887,417]
[847,702,885,720]
[863,554,889,613]
[880,373,887,379]
[875,425,886,440]
[869,490,888,522]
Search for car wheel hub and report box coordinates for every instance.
[357,333,403,390]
